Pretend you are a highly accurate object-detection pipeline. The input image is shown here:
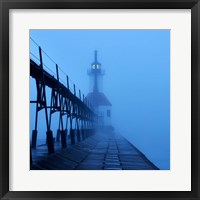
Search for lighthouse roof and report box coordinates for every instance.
[86,92,112,107]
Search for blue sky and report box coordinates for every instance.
[30,30,170,169]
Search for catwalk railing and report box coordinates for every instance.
[30,38,96,155]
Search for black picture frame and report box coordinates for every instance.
[1,0,200,199]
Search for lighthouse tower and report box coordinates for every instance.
[86,51,112,129]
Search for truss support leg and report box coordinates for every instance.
[81,129,85,141]
[30,146,32,165]
[31,130,37,149]
[61,130,67,148]
[86,129,89,138]
[46,130,55,154]
[65,129,68,144]
[70,129,75,144]
[77,129,81,142]
[56,129,61,142]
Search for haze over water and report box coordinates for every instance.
[30,30,170,169]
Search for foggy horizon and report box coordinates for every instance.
[30,29,170,169]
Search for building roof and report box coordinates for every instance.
[85,92,112,107]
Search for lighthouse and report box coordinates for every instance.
[86,51,112,130]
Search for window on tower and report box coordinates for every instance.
[107,109,111,117]
[92,64,100,69]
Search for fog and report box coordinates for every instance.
[30,30,170,169]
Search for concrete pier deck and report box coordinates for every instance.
[31,132,159,170]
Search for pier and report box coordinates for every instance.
[31,131,158,170]
[30,39,159,170]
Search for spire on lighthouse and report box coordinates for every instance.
[88,50,104,93]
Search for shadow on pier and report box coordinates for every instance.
[31,130,159,170]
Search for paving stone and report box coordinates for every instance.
[104,162,121,166]
[31,132,159,170]
[104,167,123,170]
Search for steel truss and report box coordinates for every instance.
[30,46,96,154]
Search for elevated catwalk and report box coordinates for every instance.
[30,46,158,170]
[31,132,159,170]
